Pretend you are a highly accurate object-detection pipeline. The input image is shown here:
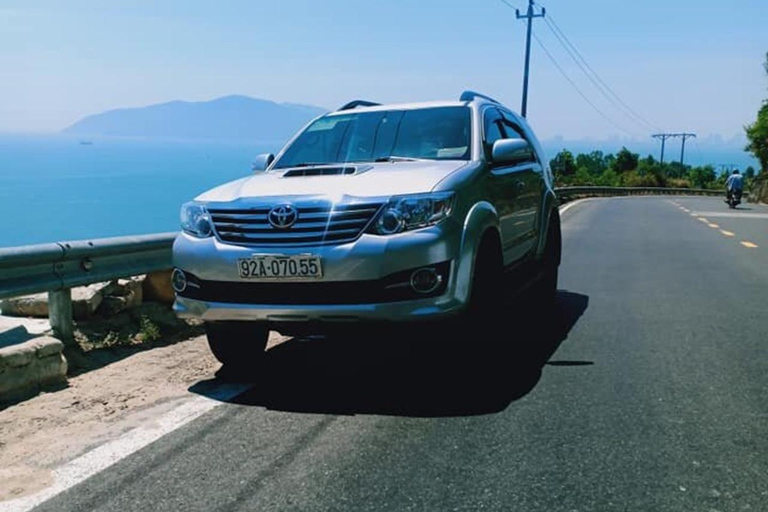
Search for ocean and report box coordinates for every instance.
[0,135,279,248]
[0,134,758,249]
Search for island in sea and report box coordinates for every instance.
[63,95,327,142]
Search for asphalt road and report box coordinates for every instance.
[34,196,768,512]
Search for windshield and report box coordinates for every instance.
[273,106,471,169]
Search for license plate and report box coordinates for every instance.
[237,255,322,279]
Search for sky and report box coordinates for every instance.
[1,0,766,142]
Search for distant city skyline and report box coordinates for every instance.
[1,0,766,141]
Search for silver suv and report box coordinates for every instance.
[172,91,561,369]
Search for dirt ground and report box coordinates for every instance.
[0,331,286,502]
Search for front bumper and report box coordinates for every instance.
[172,220,470,323]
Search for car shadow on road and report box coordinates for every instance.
[190,290,589,418]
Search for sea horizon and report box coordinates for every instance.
[0,133,759,249]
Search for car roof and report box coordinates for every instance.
[324,100,470,117]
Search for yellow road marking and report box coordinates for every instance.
[708,223,719,228]
[720,230,735,237]
[741,241,758,248]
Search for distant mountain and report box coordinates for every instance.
[62,95,328,141]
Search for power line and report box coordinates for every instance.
[531,32,635,136]
[498,0,636,135]
[529,1,661,132]
[498,0,521,11]
[540,16,658,133]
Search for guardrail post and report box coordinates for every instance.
[48,288,75,345]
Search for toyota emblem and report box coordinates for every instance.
[268,204,298,229]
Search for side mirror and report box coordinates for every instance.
[252,153,275,172]
[491,138,534,166]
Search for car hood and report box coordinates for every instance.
[195,160,468,203]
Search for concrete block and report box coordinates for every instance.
[0,336,67,405]
[32,337,64,358]
[0,343,34,368]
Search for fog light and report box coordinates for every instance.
[410,267,442,294]
[171,268,187,293]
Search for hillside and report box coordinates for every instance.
[62,95,327,141]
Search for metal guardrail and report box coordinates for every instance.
[0,186,737,341]
[554,186,729,198]
[0,232,177,342]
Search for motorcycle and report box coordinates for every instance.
[726,189,742,209]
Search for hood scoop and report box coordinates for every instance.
[281,165,372,178]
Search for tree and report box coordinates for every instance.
[611,147,639,173]
[575,150,608,176]
[745,103,768,172]
[550,149,577,180]
[745,52,768,172]
[688,165,716,189]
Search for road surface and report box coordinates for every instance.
[31,196,768,512]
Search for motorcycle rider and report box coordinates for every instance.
[725,170,744,203]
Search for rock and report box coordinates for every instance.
[0,282,116,320]
[71,282,117,319]
[0,294,49,318]
[142,270,175,304]
[97,278,143,316]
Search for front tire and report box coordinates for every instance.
[205,321,269,371]
[534,211,561,311]
[462,232,504,335]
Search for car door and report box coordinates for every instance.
[500,113,544,256]
[482,107,530,265]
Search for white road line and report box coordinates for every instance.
[691,211,768,219]
[0,383,250,512]
[559,198,593,215]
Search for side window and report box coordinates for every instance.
[501,117,538,164]
[483,108,505,160]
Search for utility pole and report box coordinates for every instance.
[516,0,545,118]
[652,133,675,166]
[678,133,696,167]
[652,132,697,169]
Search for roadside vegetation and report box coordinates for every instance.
[554,52,767,192]
[744,53,768,174]
[550,147,758,190]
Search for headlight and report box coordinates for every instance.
[180,203,213,238]
[370,192,455,235]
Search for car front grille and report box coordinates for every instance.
[208,202,384,246]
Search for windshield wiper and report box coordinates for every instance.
[374,156,428,163]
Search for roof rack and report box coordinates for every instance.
[460,90,501,104]
[337,100,381,111]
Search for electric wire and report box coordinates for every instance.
[540,16,658,132]
[543,14,661,131]
[531,31,636,137]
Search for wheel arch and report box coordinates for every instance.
[455,201,502,304]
